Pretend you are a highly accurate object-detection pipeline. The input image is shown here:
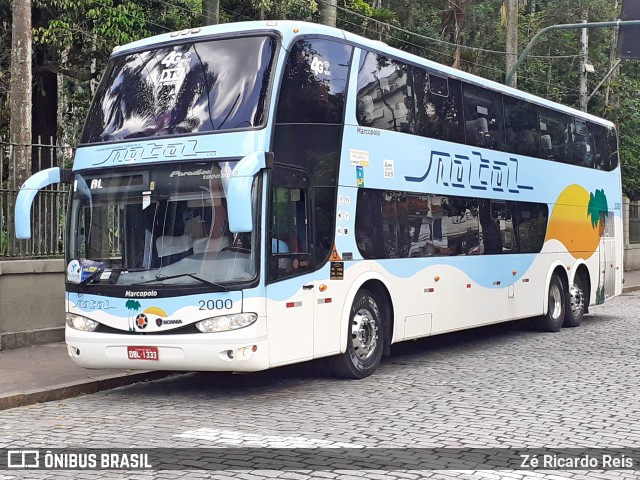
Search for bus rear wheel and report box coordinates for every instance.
[329,289,384,379]
[533,273,565,332]
[564,275,586,328]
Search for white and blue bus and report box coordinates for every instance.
[16,21,622,378]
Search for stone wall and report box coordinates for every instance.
[0,259,65,350]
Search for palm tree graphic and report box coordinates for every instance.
[125,300,141,331]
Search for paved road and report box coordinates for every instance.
[1,293,640,479]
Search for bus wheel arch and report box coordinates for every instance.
[330,278,394,379]
[564,264,590,327]
[534,265,568,332]
[359,280,393,357]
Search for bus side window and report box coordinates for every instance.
[504,98,540,158]
[277,39,352,125]
[462,84,505,151]
[571,119,595,168]
[608,127,619,171]
[592,123,610,171]
[415,72,464,144]
[539,108,572,164]
[268,165,312,282]
[356,51,415,133]
[515,202,548,253]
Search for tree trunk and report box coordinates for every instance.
[9,0,33,253]
[9,0,33,189]
[505,0,519,87]
[320,0,337,27]
[202,0,219,26]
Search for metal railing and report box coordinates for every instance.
[0,138,70,259]
[630,202,640,245]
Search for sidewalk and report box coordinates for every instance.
[0,342,177,411]
[1,270,640,412]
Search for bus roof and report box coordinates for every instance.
[112,20,614,129]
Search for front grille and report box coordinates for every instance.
[95,323,201,335]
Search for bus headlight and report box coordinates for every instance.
[196,313,258,333]
[66,313,99,332]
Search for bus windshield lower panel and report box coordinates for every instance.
[67,160,258,287]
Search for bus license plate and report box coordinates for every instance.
[127,346,159,361]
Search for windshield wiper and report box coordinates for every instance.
[78,267,105,286]
[132,272,229,291]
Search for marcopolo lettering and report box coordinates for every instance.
[356,126,380,136]
[125,291,158,298]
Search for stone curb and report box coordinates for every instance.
[0,371,181,411]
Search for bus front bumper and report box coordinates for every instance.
[65,326,270,372]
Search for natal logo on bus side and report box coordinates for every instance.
[405,150,534,194]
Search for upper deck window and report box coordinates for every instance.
[81,36,276,144]
[276,39,352,124]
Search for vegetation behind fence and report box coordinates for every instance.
[1,138,69,259]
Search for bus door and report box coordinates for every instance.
[265,166,315,365]
[598,211,616,303]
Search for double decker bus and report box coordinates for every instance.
[16,21,622,379]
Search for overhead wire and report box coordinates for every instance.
[333,2,581,60]
[94,0,172,32]
[92,0,580,96]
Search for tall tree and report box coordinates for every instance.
[9,0,32,188]
[504,0,519,86]
[202,0,219,25]
[320,0,337,27]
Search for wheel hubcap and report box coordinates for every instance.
[351,309,379,361]
[549,283,562,320]
[569,284,584,317]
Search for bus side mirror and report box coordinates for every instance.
[15,167,71,239]
[227,151,272,233]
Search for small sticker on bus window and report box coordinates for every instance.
[142,191,151,210]
[356,166,365,188]
[384,159,395,179]
[476,106,488,116]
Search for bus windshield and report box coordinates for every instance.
[67,161,257,287]
[81,35,276,144]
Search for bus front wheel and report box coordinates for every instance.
[533,273,565,332]
[330,290,384,379]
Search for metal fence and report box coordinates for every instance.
[630,202,640,245]
[0,138,70,259]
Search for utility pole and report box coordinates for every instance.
[202,0,219,26]
[505,0,519,87]
[320,0,337,28]
[605,0,620,106]
[579,17,589,111]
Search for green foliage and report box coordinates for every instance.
[221,0,318,22]
[609,65,640,200]
[1,0,640,196]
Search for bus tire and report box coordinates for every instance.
[533,273,565,332]
[564,275,585,327]
[329,289,384,379]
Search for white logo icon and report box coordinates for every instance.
[7,450,40,468]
